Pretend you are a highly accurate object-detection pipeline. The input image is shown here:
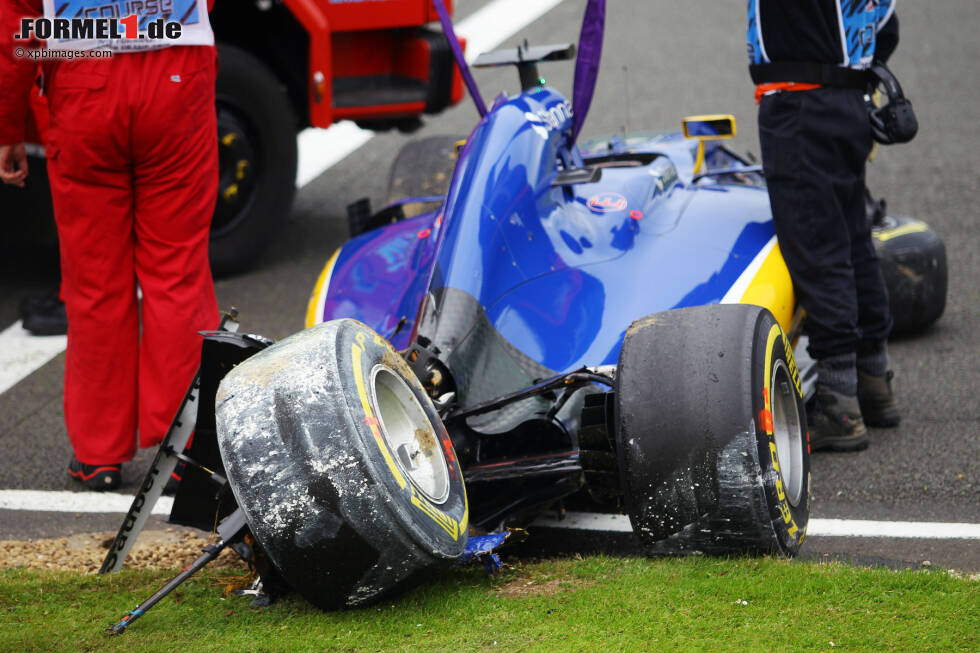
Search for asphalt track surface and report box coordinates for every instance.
[1,1,977,573]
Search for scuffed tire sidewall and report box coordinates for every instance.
[331,321,468,558]
[751,310,810,556]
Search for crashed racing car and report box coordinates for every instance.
[103,0,946,633]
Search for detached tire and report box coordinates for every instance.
[210,43,298,277]
[215,319,468,609]
[616,304,810,556]
[872,215,947,336]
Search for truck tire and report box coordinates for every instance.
[210,43,298,277]
[215,319,468,609]
[872,215,947,336]
[615,304,810,557]
[385,135,463,217]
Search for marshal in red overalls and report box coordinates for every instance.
[0,0,219,487]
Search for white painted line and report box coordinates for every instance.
[805,519,980,540]
[0,321,67,395]
[530,511,980,540]
[2,0,567,399]
[295,122,374,188]
[457,0,565,63]
[3,494,978,541]
[534,511,633,532]
[0,490,172,516]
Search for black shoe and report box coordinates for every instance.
[68,456,122,491]
[807,386,869,452]
[18,293,49,316]
[858,370,901,427]
[20,293,68,336]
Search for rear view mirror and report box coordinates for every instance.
[682,115,737,140]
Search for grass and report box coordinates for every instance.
[0,555,976,652]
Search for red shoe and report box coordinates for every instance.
[68,456,122,491]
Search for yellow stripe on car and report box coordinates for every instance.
[305,247,341,329]
[738,243,795,334]
[723,238,795,334]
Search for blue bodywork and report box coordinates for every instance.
[313,87,780,409]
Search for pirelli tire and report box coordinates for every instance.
[215,319,468,609]
[615,304,810,557]
[872,215,947,336]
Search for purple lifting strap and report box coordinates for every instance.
[571,0,606,145]
[432,0,488,118]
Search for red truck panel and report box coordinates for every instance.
[332,31,398,78]
[321,0,452,31]
[282,0,334,127]
[332,30,430,80]
[284,0,455,128]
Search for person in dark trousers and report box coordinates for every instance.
[747,0,902,451]
[20,287,67,335]
[0,0,220,489]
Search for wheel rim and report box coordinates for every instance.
[213,102,260,238]
[370,365,450,504]
[770,360,805,507]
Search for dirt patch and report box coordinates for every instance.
[414,426,438,454]
[495,576,592,599]
[0,529,248,574]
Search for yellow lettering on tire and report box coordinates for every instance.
[410,487,462,541]
[764,322,802,541]
[779,501,792,524]
[782,333,802,396]
[769,441,781,473]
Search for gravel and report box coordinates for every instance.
[0,529,248,573]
